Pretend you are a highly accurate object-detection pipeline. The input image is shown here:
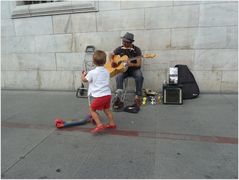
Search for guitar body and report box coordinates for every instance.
[105,55,129,77]
[105,53,156,78]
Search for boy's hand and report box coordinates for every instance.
[81,71,88,82]
[82,70,87,76]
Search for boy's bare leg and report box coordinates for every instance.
[89,107,102,126]
[103,108,116,125]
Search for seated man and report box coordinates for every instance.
[109,32,144,107]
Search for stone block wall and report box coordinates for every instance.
[1,1,238,93]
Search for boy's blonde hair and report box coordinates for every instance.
[93,50,106,66]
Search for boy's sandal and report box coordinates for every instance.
[91,124,106,134]
[105,124,117,129]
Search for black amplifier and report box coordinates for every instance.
[163,84,183,105]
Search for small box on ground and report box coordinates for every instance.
[163,84,183,105]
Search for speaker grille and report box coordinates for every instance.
[163,87,182,104]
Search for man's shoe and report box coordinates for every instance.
[113,97,124,111]
[134,97,142,107]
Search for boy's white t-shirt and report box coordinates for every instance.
[85,66,111,97]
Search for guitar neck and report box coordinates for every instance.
[128,56,141,62]
[114,53,155,64]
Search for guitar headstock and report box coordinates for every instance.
[143,53,156,58]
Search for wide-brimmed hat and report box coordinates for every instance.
[121,32,134,42]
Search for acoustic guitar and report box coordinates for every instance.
[105,53,156,78]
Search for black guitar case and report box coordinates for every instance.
[175,64,200,99]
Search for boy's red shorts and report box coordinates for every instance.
[90,95,111,111]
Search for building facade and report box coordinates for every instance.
[1,1,238,93]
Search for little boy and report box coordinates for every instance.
[81,50,116,134]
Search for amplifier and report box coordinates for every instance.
[163,84,183,105]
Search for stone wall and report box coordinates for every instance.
[1,1,238,93]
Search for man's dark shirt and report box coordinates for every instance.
[113,45,142,71]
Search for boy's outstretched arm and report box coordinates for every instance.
[81,71,88,82]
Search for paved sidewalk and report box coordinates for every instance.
[1,90,238,179]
